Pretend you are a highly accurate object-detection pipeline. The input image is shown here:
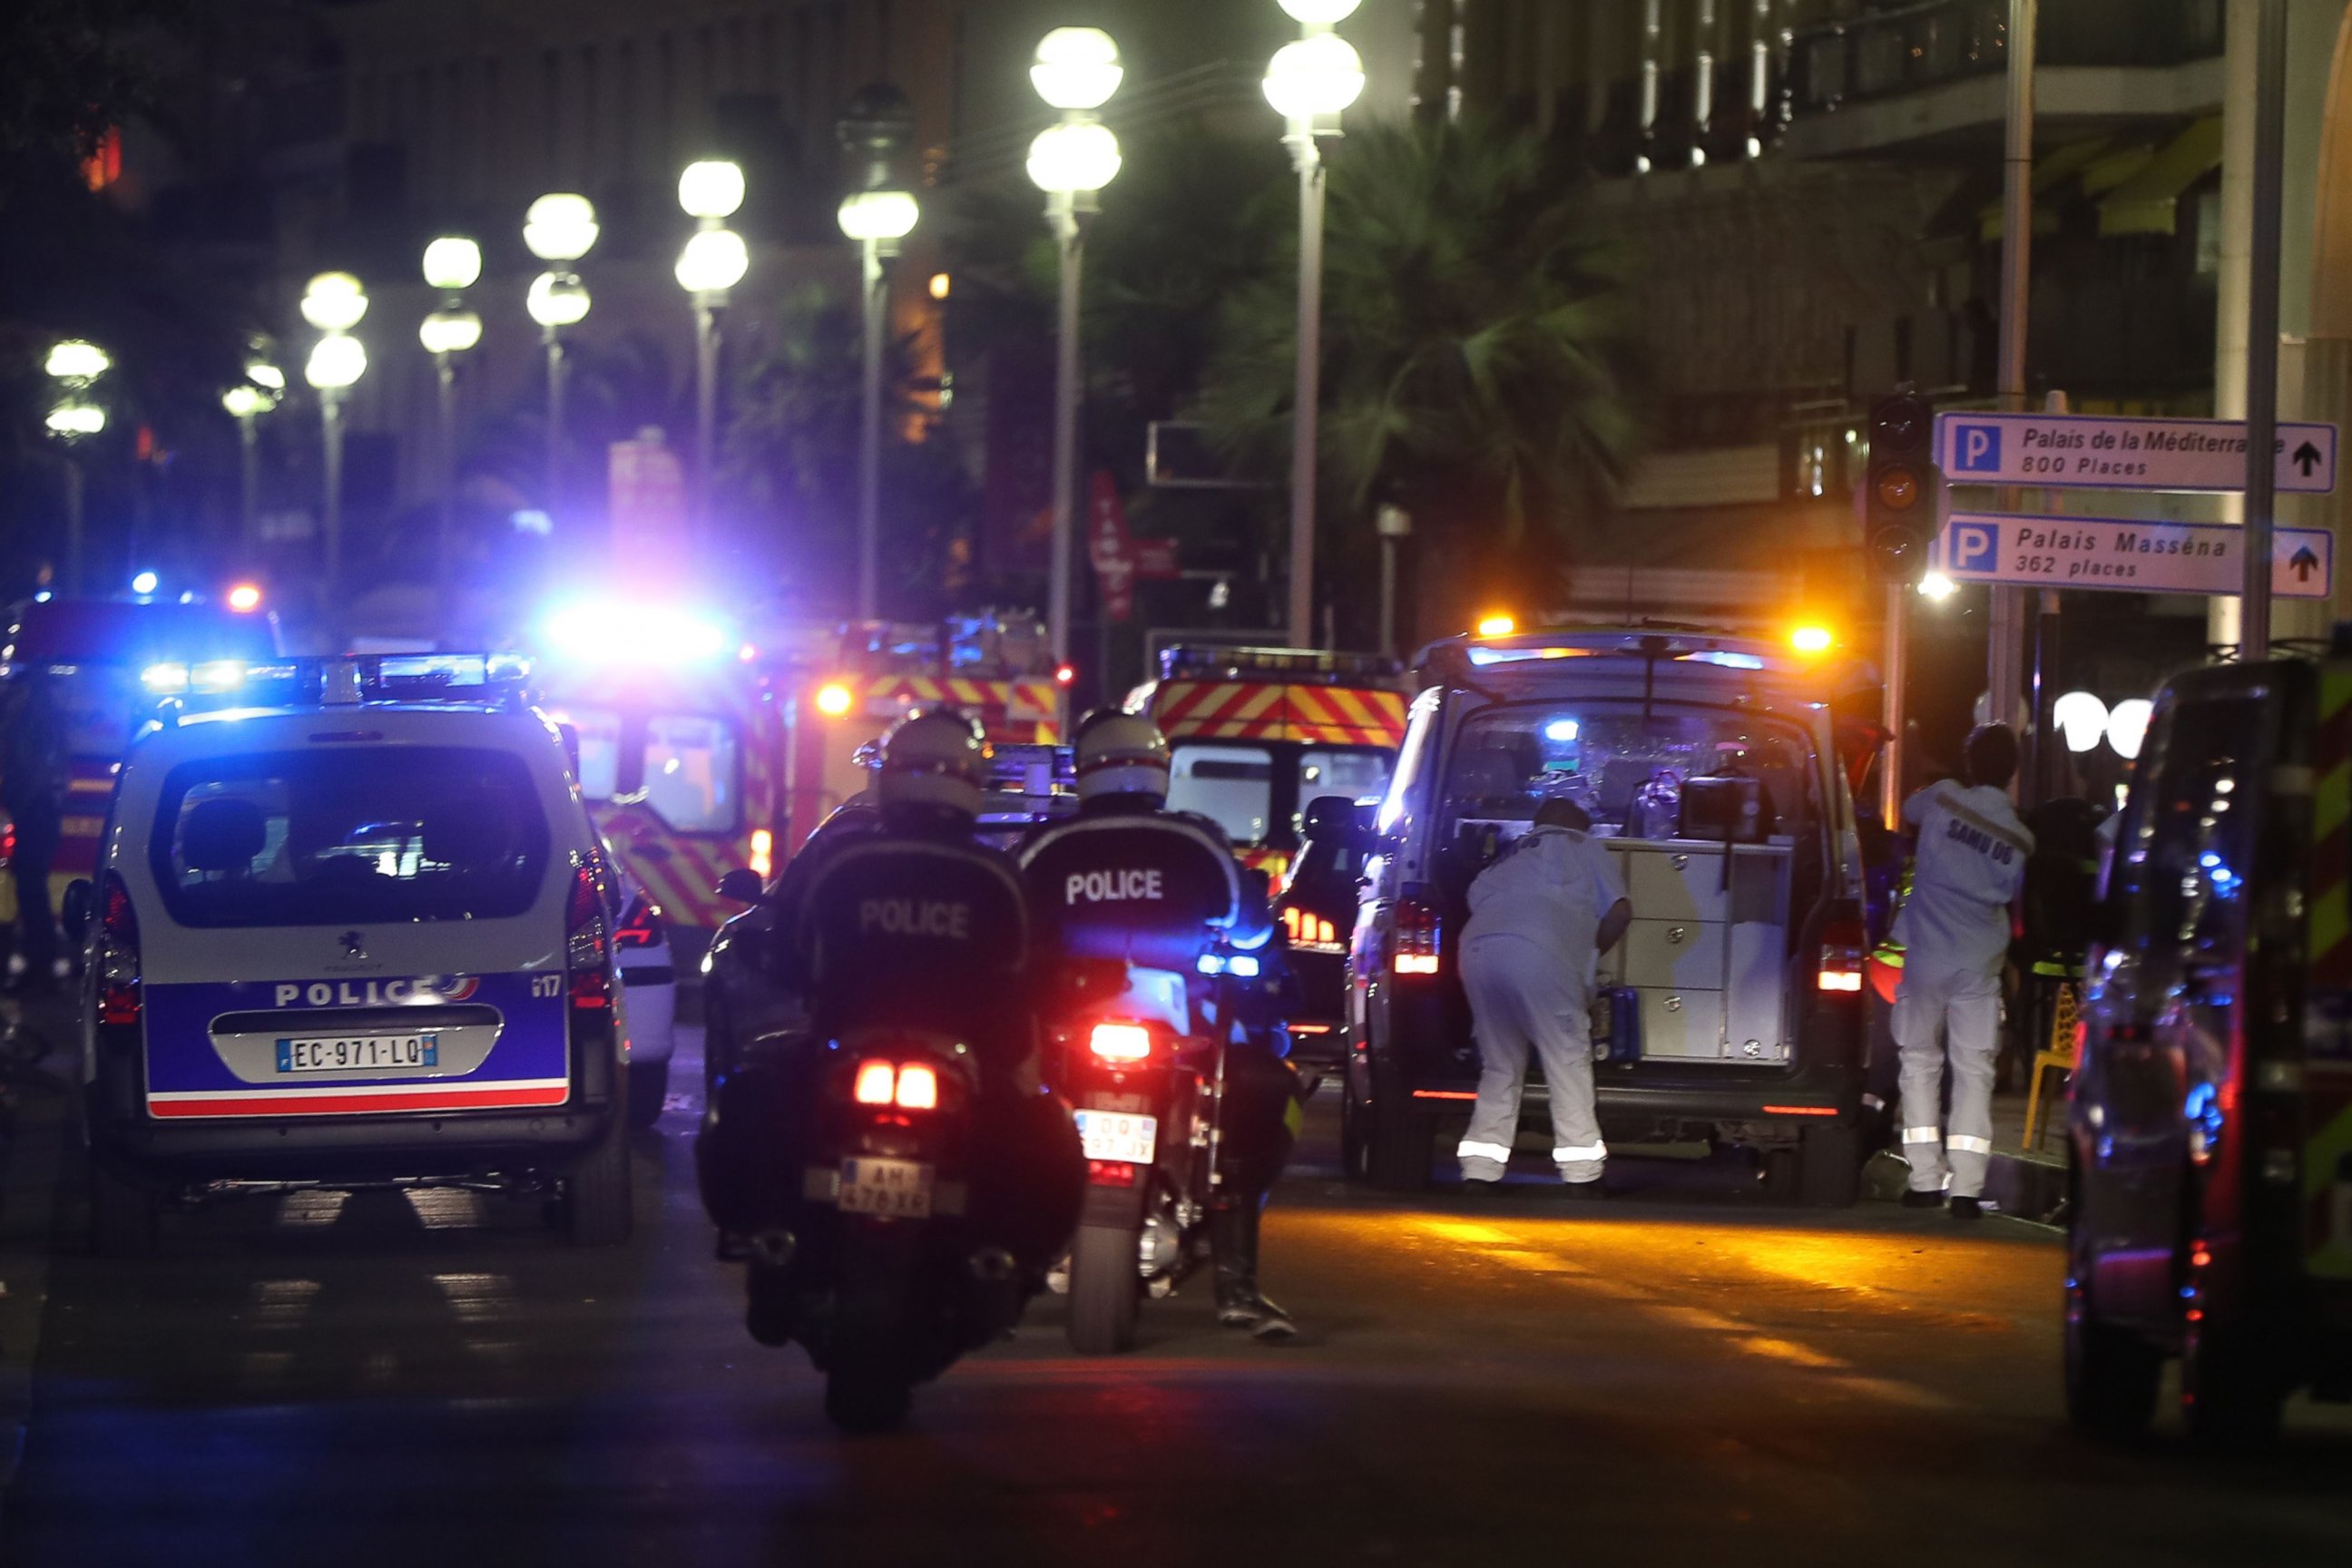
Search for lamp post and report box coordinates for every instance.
[1375,501,1411,657]
[1028,27,1124,685]
[676,160,749,544]
[220,374,278,554]
[419,236,485,601]
[43,339,110,595]
[1265,0,1367,651]
[524,194,599,522]
[299,272,368,603]
[838,85,920,622]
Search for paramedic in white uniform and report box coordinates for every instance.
[1894,723,2033,1220]
[1455,799,1632,1193]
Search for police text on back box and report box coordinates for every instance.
[1938,512,2335,599]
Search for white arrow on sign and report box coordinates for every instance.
[1937,511,2335,598]
[1935,411,2337,495]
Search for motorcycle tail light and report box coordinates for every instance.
[1087,1159,1138,1187]
[1817,913,1867,993]
[894,1063,938,1110]
[1088,1023,1152,1063]
[853,1059,897,1105]
[1394,894,1441,975]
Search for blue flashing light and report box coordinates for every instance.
[130,570,159,596]
[544,601,729,667]
[1466,646,1506,667]
[1680,651,1767,671]
[2199,852,2221,868]
[1197,953,1226,975]
[33,590,53,603]
[1226,952,1261,978]
[190,659,248,694]
[141,661,189,694]
[1544,718,1581,742]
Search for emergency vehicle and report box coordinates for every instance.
[1122,646,1408,879]
[775,616,1063,857]
[2068,649,2352,1446]
[1,596,277,926]
[70,654,632,1255]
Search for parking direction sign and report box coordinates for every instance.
[1936,411,2336,494]
[1939,511,2334,598]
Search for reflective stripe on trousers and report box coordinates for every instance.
[1892,959,2001,1199]
[1455,1140,1514,1165]
[1456,932,1605,1181]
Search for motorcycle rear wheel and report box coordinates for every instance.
[1067,1221,1142,1354]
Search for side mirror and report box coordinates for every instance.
[716,867,768,906]
[61,878,93,946]
[556,720,582,779]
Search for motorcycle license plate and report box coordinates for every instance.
[1075,1110,1157,1164]
[838,1157,935,1218]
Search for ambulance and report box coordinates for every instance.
[772,614,1064,857]
[2067,645,2352,1446]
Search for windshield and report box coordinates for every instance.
[1442,703,1818,841]
[642,713,740,834]
[49,667,145,759]
[1166,741,1396,848]
[149,747,550,927]
[558,706,623,799]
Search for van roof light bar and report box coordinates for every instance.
[1157,644,1403,684]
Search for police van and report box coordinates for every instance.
[69,654,633,1254]
[1343,627,1874,1201]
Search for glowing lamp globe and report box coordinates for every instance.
[1263,33,1367,119]
[2054,691,2111,755]
[304,333,367,390]
[246,361,285,391]
[523,193,599,262]
[1279,0,1364,22]
[221,384,272,418]
[418,309,484,355]
[422,236,483,291]
[45,402,105,436]
[838,189,920,242]
[299,272,369,331]
[679,160,747,220]
[1032,27,1122,110]
[1026,121,1123,195]
[44,340,111,380]
[674,229,750,294]
[526,271,592,328]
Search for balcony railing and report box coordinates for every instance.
[1788,0,2224,119]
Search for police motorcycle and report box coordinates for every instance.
[697,710,1083,1433]
[1022,712,1299,1354]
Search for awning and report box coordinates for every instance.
[1977,137,2114,242]
[2098,115,2222,237]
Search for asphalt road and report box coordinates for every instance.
[5,1025,2352,1568]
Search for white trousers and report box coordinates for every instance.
[1892,958,2001,1199]
[1456,933,1606,1183]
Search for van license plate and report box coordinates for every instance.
[838,1157,935,1218]
[275,1034,440,1073]
[1075,1110,1158,1164]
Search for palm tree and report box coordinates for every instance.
[1194,116,1642,642]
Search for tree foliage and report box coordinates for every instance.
[1194,116,1641,636]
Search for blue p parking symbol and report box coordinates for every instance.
[1950,524,1997,574]
[1951,423,2002,474]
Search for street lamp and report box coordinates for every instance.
[420,235,484,601]
[300,273,368,602]
[1029,28,1123,687]
[838,84,919,621]
[1265,0,1366,651]
[676,159,749,544]
[220,362,280,553]
[524,194,598,522]
[43,339,109,594]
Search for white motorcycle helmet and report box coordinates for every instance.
[877,707,991,827]
[1074,709,1171,809]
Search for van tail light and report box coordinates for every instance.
[99,871,142,1027]
[851,1059,942,1111]
[0,822,15,867]
[1088,1023,1153,1063]
[613,893,666,949]
[1281,906,1338,947]
[1818,911,1867,994]
[1394,894,1442,975]
[566,864,612,1010]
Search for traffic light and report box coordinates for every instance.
[1865,391,1936,583]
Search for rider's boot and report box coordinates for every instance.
[1210,1203,1296,1341]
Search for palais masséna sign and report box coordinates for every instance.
[1938,511,2334,599]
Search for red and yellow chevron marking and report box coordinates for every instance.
[857,677,1063,744]
[2311,667,2352,990]
[1150,681,1407,748]
[592,804,746,932]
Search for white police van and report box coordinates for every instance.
[70,654,632,1253]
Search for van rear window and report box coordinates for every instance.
[1443,705,1817,841]
[149,747,550,927]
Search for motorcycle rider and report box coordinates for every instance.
[697,708,1083,1329]
[1019,710,1301,1341]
